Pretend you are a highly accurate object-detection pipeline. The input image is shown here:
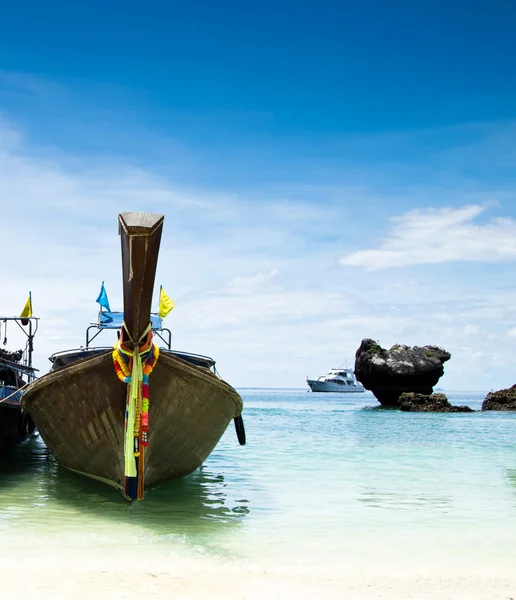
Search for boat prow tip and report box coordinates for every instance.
[118,212,165,235]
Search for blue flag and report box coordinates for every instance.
[96,281,111,312]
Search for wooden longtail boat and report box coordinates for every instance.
[0,315,38,451]
[22,212,245,500]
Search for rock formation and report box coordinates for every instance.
[354,338,451,407]
[399,392,473,412]
[482,385,516,411]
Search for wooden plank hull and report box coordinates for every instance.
[22,350,243,497]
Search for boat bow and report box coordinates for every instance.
[118,212,164,347]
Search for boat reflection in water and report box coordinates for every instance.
[0,435,250,537]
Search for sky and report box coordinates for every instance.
[1,0,516,390]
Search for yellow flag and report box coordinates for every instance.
[158,287,174,319]
[20,292,32,318]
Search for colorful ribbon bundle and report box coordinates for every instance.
[112,323,160,500]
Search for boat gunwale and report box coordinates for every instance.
[49,346,217,368]
[22,348,243,415]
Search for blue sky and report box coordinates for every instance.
[1,0,516,390]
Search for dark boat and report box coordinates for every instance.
[22,212,245,500]
[0,316,38,450]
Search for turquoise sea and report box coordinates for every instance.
[1,388,516,596]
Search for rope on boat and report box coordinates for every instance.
[112,322,159,501]
[0,380,32,405]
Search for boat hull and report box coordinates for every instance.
[307,379,365,393]
[22,350,243,496]
[0,389,36,450]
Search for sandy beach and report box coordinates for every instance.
[2,555,516,600]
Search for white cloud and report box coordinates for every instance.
[2,111,516,391]
[226,269,280,295]
[0,117,364,383]
[507,327,516,338]
[464,325,479,335]
[339,204,516,270]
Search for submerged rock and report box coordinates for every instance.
[399,392,474,412]
[354,338,451,407]
[482,385,516,411]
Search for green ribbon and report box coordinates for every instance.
[124,351,143,479]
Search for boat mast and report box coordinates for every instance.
[18,316,38,373]
[0,316,39,382]
[27,319,34,371]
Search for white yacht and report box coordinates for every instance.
[307,367,365,393]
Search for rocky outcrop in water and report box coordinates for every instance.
[399,392,473,412]
[482,385,516,411]
[354,338,451,407]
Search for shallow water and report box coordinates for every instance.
[1,389,515,573]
